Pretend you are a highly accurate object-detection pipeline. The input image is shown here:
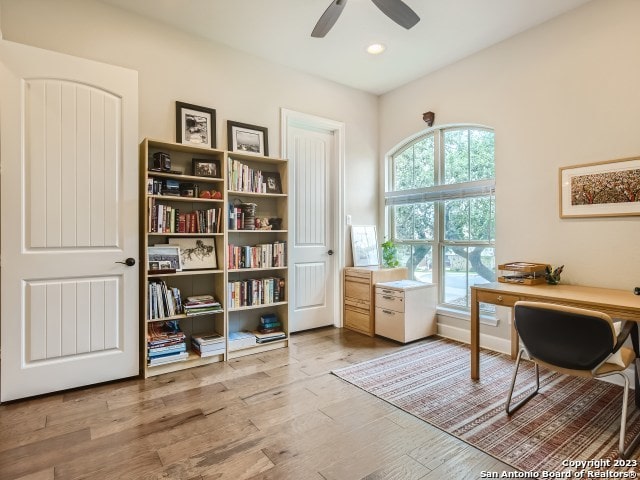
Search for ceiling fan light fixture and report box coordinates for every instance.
[367,43,386,55]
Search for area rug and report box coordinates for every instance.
[333,337,640,474]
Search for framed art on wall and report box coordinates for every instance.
[351,225,380,267]
[175,101,217,148]
[227,120,268,156]
[559,156,640,218]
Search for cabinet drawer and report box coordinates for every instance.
[375,292,404,313]
[345,307,372,334]
[375,306,405,342]
[345,269,372,280]
[376,286,403,298]
[476,291,519,307]
[345,280,370,302]
[345,297,370,310]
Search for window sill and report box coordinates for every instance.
[436,305,499,327]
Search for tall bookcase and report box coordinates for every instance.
[226,152,289,359]
[139,139,289,377]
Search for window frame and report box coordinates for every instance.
[386,125,495,311]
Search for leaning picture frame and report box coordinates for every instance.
[350,225,380,267]
[192,158,221,178]
[168,237,217,270]
[147,245,182,272]
[262,171,282,194]
[559,156,640,218]
[175,101,217,149]
[227,120,269,156]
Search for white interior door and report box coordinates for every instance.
[0,40,139,401]
[284,111,343,332]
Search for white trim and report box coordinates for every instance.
[280,108,346,328]
[437,306,499,327]
[437,322,511,355]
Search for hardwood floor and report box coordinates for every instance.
[0,327,515,479]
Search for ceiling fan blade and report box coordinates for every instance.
[311,0,348,38]
[371,0,420,30]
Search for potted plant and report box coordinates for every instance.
[381,239,399,268]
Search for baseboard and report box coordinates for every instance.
[436,322,635,389]
[436,322,511,355]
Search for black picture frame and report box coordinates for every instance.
[262,171,282,194]
[175,101,217,148]
[192,158,221,178]
[227,120,269,156]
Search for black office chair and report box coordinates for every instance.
[505,301,638,458]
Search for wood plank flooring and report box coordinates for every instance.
[0,327,516,479]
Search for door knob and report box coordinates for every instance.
[327,250,334,256]
[115,258,136,266]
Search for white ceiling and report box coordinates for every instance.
[99,0,592,95]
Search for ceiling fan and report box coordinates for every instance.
[311,0,420,38]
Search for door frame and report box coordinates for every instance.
[280,108,345,328]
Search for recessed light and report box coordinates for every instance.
[366,43,386,55]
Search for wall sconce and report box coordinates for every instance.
[422,111,435,127]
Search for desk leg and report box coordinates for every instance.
[471,288,480,380]
[631,323,640,408]
[510,308,519,360]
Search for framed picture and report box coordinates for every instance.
[559,156,640,218]
[262,171,282,194]
[175,101,217,148]
[227,120,268,156]
[192,158,221,178]
[168,237,217,270]
[147,245,182,271]
[351,225,380,267]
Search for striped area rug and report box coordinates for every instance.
[333,337,640,473]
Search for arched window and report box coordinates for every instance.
[385,126,495,311]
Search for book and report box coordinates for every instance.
[192,332,224,345]
[147,351,188,366]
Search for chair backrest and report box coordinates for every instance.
[513,301,616,371]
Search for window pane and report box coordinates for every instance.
[393,136,434,191]
[444,199,469,241]
[444,129,469,184]
[469,196,492,241]
[443,246,496,309]
[393,203,434,241]
[443,246,468,306]
[397,244,433,282]
[470,130,495,181]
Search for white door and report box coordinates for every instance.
[0,40,139,401]
[283,111,344,332]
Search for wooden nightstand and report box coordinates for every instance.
[343,266,407,336]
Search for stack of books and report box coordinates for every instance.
[253,314,286,343]
[191,332,225,357]
[183,295,223,316]
[228,331,256,350]
[147,321,188,366]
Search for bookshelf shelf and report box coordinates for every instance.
[140,138,289,378]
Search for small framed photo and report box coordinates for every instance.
[351,225,380,267]
[192,158,221,178]
[227,120,268,156]
[176,101,217,148]
[169,237,217,270]
[147,245,182,271]
[262,171,282,194]
[559,156,640,218]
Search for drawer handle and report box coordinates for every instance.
[381,289,394,294]
[382,309,395,315]
[497,295,503,302]
[382,295,394,300]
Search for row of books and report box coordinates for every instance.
[227,159,275,193]
[147,198,222,234]
[148,280,183,320]
[228,241,287,270]
[147,321,187,366]
[227,278,285,309]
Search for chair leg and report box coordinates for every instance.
[506,348,540,415]
[615,372,640,459]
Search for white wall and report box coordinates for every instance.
[0,0,379,264]
[379,0,640,339]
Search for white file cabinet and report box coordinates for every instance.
[375,280,437,343]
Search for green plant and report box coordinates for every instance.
[545,264,564,285]
[381,239,399,268]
